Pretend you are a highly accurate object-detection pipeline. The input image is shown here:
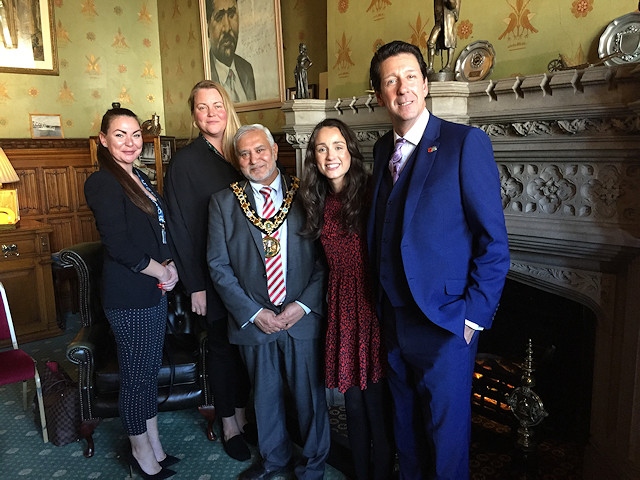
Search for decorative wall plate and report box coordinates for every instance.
[455,40,496,82]
[598,12,640,66]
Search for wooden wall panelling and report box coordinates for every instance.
[3,141,99,252]
[43,167,73,214]
[16,168,41,215]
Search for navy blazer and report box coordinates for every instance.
[85,168,172,309]
[207,175,326,346]
[367,114,510,338]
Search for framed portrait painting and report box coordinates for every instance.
[199,0,285,112]
[0,0,58,75]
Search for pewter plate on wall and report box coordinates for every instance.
[598,12,640,66]
[455,40,496,82]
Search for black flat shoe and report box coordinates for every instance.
[158,454,180,468]
[241,422,258,446]
[222,433,251,461]
[129,455,176,479]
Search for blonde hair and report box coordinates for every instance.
[187,80,241,160]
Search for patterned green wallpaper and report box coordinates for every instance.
[0,0,165,139]
[328,0,636,98]
[0,1,636,138]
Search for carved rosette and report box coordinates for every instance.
[497,160,638,222]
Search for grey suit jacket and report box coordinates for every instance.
[210,53,257,101]
[207,174,326,345]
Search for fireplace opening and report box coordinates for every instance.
[474,278,597,443]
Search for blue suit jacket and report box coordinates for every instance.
[367,113,510,338]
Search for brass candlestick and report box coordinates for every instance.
[506,338,548,452]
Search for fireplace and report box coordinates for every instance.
[283,63,640,480]
[475,279,596,443]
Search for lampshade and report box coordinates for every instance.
[0,147,20,228]
[0,148,19,186]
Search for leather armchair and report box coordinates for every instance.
[61,242,216,457]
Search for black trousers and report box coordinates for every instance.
[344,380,396,480]
[107,295,167,436]
[206,315,251,418]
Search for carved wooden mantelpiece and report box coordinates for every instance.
[283,64,640,480]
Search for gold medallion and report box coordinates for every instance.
[230,176,299,257]
[263,235,280,258]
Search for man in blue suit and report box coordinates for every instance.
[367,41,510,479]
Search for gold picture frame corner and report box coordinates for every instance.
[0,0,59,76]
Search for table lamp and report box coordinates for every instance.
[0,147,20,229]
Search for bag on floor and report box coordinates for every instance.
[34,360,81,446]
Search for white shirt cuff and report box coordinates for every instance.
[465,319,484,331]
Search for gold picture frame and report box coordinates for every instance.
[29,113,63,138]
[199,0,285,112]
[0,0,58,75]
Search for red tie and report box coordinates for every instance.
[260,187,286,305]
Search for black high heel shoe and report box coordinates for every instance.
[129,455,176,479]
[158,454,180,468]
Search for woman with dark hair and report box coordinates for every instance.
[300,118,395,480]
[84,107,180,479]
[163,80,255,461]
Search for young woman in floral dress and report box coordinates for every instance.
[300,118,395,480]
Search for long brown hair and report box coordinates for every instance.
[187,80,241,160]
[300,118,370,240]
[97,108,156,216]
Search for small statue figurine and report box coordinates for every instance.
[141,113,162,136]
[294,43,313,99]
[427,0,461,81]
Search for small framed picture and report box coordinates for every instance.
[29,113,63,138]
[140,142,155,161]
[160,137,175,163]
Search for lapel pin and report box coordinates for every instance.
[428,146,438,153]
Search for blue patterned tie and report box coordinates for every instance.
[389,138,406,184]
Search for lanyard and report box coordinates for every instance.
[135,169,167,244]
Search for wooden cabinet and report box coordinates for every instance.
[0,220,59,343]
